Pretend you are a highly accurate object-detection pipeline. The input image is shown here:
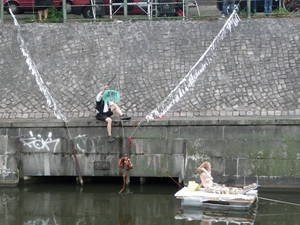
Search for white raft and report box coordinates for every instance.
[175,183,258,211]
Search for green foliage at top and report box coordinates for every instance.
[273,7,291,15]
[47,7,63,23]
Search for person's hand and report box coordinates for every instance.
[100,86,109,92]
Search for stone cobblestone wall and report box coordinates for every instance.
[0,18,299,120]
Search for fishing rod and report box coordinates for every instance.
[107,73,118,86]
[98,74,118,96]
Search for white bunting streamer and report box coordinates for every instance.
[146,10,240,121]
[9,9,67,121]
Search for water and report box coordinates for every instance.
[1,181,300,225]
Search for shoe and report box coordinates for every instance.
[120,115,131,120]
[108,136,116,143]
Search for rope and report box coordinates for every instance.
[65,122,84,186]
[132,148,183,188]
[163,171,183,188]
[125,5,241,137]
[119,8,242,188]
[152,156,183,188]
[259,197,300,207]
[128,126,184,188]
[257,212,300,217]
[9,10,83,186]
[127,137,133,154]
[128,119,146,139]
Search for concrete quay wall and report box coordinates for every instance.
[0,118,299,188]
[1,17,300,187]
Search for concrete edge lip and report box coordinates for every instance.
[0,116,300,128]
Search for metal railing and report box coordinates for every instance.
[0,0,3,23]
[0,0,299,23]
[0,0,185,23]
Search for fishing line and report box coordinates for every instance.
[259,197,300,207]
[128,9,241,138]
[163,171,183,188]
[144,152,183,188]
[122,9,242,187]
[256,212,300,217]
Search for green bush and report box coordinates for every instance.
[273,7,291,15]
[47,7,63,22]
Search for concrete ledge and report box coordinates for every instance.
[0,116,300,128]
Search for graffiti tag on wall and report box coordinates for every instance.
[20,131,60,152]
[23,216,85,225]
[0,156,17,178]
[24,218,58,225]
[0,167,17,178]
[73,134,88,153]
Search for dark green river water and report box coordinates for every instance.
[1,180,300,225]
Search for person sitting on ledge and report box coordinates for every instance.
[197,161,214,188]
[95,86,131,143]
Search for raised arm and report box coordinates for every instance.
[96,86,109,102]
